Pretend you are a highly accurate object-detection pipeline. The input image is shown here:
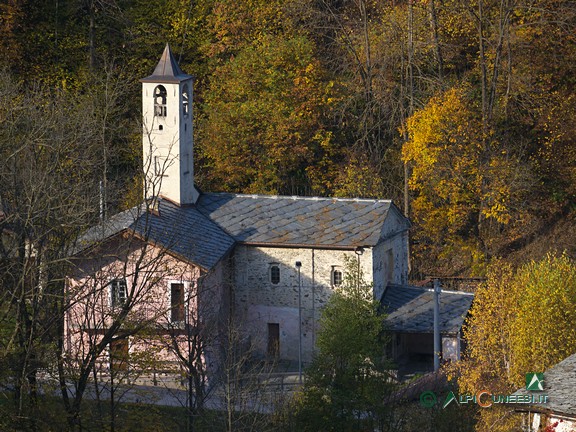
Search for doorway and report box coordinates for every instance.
[110,339,129,372]
[267,323,280,358]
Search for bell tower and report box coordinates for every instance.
[141,44,199,205]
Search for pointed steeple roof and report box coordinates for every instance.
[141,44,193,83]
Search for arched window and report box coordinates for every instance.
[270,264,280,285]
[154,85,167,117]
[332,267,343,287]
[182,84,189,117]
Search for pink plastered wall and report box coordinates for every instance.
[65,234,227,375]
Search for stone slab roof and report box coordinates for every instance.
[76,199,235,271]
[381,285,474,335]
[513,353,576,417]
[196,192,407,248]
[76,191,408,270]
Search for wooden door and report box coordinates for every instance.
[171,283,185,323]
[267,323,280,358]
[110,339,129,372]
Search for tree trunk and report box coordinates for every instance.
[428,0,444,79]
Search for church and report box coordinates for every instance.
[66,44,416,376]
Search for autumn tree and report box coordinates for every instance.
[217,319,285,432]
[138,264,234,432]
[0,66,144,430]
[454,253,576,431]
[402,85,535,275]
[62,219,191,430]
[59,128,225,431]
[297,1,451,202]
[0,70,104,429]
[198,32,337,195]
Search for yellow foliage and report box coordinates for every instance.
[454,254,576,431]
[402,87,484,270]
[510,254,576,384]
[401,84,532,273]
[198,33,334,194]
[332,151,385,199]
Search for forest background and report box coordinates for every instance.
[1,0,575,276]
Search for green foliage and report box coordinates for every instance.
[0,394,226,432]
[315,262,384,366]
[289,259,394,431]
[454,253,576,431]
[198,33,336,194]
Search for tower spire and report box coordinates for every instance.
[140,45,199,205]
[142,44,191,83]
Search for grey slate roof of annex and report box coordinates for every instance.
[140,44,193,84]
[513,353,576,417]
[76,199,235,271]
[195,192,405,248]
[381,284,474,334]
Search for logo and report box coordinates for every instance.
[443,391,458,408]
[419,391,437,408]
[419,372,548,409]
[526,373,544,391]
[420,379,549,409]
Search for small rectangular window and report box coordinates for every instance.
[270,265,280,285]
[110,279,127,308]
[171,283,185,323]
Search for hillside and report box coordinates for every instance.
[1,0,574,275]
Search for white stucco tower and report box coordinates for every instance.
[141,44,199,205]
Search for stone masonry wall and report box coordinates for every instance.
[372,231,409,300]
[233,245,374,364]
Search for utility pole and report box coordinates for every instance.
[355,247,364,288]
[433,279,441,372]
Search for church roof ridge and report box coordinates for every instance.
[204,191,393,204]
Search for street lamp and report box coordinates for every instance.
[295,261,302,384]
[354,247,364,288]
